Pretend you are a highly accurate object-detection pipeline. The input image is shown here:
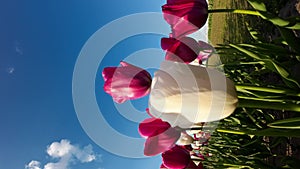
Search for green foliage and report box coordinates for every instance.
[205,0,300,168]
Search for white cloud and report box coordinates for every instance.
[46,139,73,158]
[26,139,100,169]
[7,67,15,74]
[25,160,41,169]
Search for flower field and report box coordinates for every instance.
[207,0,300,168]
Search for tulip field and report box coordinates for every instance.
[102,0,300,168]
[205,0,300,168]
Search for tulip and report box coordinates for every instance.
[161,37,201,63]
[162,145,191,169]
[138,118,181,156]
[102,61,152,103]
[148,61,238,128]
[162,0,208,38]
[161,37,214,64]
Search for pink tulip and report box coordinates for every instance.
[162,145,191,169]
[102,61,151,103]
[138,118,181,156]
[162,0,208,38]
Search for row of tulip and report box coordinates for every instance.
[102,0,300,168]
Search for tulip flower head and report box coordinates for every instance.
[162,0,208,38]
[161,37,214,64]
[162,37,202,64]
[162,145,191,169]
[102,61,152,103]
[149,61,238,128]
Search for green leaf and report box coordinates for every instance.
[268,117,300,129]
[259,11,300,30]
[246,0,267,11]
[230,44,300,89]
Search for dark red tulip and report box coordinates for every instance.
[162,145,191,169]
[102,61,151,103]
[161,37,213,64]
[162,0,208,38]
[162,37,200,63]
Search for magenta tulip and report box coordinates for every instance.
[161,37,214,64]
[162,145,191,169]
[161,37,200,63]
[138,118,171,138]
[138,118,181,156]
[162,0,208,38]
[102,61,151,103]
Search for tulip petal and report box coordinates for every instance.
[160,164,167,169]
[144,127,181,156]
[102,67,117,81]
[138,118,171,138]
[162,145,191,169]
[161,37,177,50]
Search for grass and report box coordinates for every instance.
[208,0,253,45]
[205,0,300,168]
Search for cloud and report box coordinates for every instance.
[7,67,15,74]
[25,139,100,169]
[46,139,73,158]
[25,160,41,169]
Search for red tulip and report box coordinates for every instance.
[138,118,181,156]
[102,61,151,103]
[162,145,191,169]
[161,37,214,64]
[138,118,171,138]
[162,0,208,38]
[161,37,200,63]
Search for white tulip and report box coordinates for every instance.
[149,61,238,128]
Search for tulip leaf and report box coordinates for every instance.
[268,117,300,129]
[230,44,300,89]
[246,0,267,12]
[258,11,300,30]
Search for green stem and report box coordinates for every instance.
[208,9,260,16]
[236,85,300,97]
[238,98,300,112]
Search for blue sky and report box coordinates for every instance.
[0,0,167,168]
